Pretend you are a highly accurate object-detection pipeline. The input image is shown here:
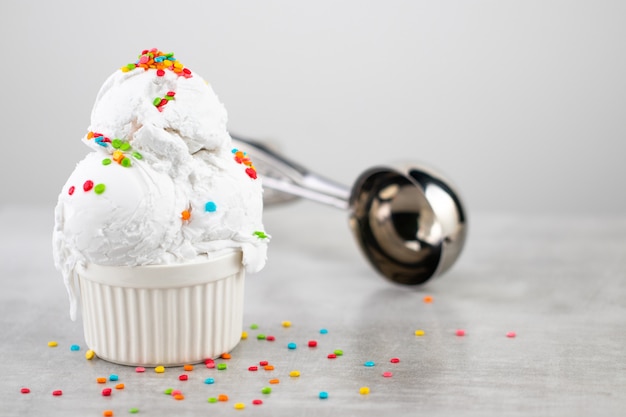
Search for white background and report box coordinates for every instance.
[1,0,624,214]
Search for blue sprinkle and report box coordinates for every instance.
[95,137,108,147]
[287,342,297,350]
[364,361,375,367]
[320,329,328,334]
[204,378,215,384]
[154,56,165,62]
[205,201,217,212]
[319,391,329,399]
[109,374,119,381]
[231,148,238,153]
[167,56,176,61]
[70,344,80,351]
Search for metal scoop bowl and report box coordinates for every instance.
[231,135,467,285]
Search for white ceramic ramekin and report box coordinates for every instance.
[77,250,244,366]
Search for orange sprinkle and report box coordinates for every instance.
[103,411,113,417]
[269,378,280,384]
[183,364,194,371]
[264,365,274,371]
[173,394,185,400]
[115,383,124,390]
[96,377,106,384]
[423,295,433,303]
[181,210,191,221]
[112,150,124,163]
[87,131,95,139]
[221,353,231,360]
[218,394,229,402]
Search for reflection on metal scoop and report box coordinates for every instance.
[231,134,467,285]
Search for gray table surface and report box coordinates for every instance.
[1,203,625,417]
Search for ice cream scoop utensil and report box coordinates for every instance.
[231,135,467,285]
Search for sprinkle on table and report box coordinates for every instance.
[85,349,95,360]
[359,386,370,395]
[47,341,58,348]
[155,366,165,373]
[506,331,517,338]
[281,321,291,328]
[20,388,30,394]
[319,391,329,399]
[414,329,425,336]
[456,329,466,336]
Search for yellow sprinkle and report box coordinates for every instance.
[281,321,291,328]
[48,341,58,347]
[155,366,165,373]
[234,403,245,410]
[85,349,96,360]
[241,331,248,340]
[359,386,370,395]
[289,370,300,377]
[414,330,425,336]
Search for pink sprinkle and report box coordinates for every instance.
[179,374,188,381]
[52,390,63,396]
[252,399,263,405]
[135,367,145,373]
[455,329,465,336]
[102,388,112,396]
[506,331,516,338]
[248,366,258,372]
[21,388,30,394]
[390,358,400,363]
[308,340,318,347]
[204,358,214,364]
[139,55,149,64]
[382,372,393,378]
[157,106,164,112]
[172,390,182,396]
[205,362,215,369]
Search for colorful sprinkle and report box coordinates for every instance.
[254,231,269,239]
[20,388,30,394]
[103,411,113,417]
[205,201,217,212]
[68,186,75,195]
[289,370,301,377]
[132,152,143,160]
[266,335,275,341]
[221,353,231,360]
[122,49,192,79]
[264,365,274,371]
[85,349,95,360]
[178,374,188,381]
[207,397,218,403]
[234,403,245,410]
[359,386,370,395]
[93,183,106,194]
[390,357,400,363]
[241,331,248,340]
[261,387,272,394]
[164,388,173,395]
[52,390,63,396]
[414,330,425,336]
[319,391,328,399]
[129,408,139,414]
[269,378,280,384]
[183,364,193,371]
[173,394,185,400]
[259,361,269,366]
[327,353,337,359]
[252,399,263,405]
[135,367,145,373]
[97,377,107,384]
[506,331,517,338]
[217,363,227,370]
[364,361,375,367]
[70,344,80,351]
[281,321,291,328]
[333,349,344,356]
[83,180,94,192]
[456,329,466,336]
[423,295,433,303]
[257,334,266,340]
[250,324,259,329]
[382,371,393,378]
[155,366,165,373]
[115,384,124,390]
[47,341,58,347]
[218,394,229,402]
[181,210,191,221]
[102,388,112,396]
[308,340,317,347]
[248,366,258,371]
[320,328,328,334]
[287,342,297,350]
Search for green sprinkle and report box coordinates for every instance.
[164,388,173,395]
[132,152,143,160]
[250,324,259,329]
[94,184,106,194]
[217,363,227,370]
[261,387,272,394]
[257,334,266,340]
[253,231,268,239]
[208,397,218,403]
[120,142,131,151]
[111,139,123,149]
[121,157,132,167]
[164,95,175,101]
[102,158,111,165]
[129,408,139,414]
[334,349,343,356]
[153,97,162,106]
[126,64,136,70]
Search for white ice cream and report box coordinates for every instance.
[53,49,269,320]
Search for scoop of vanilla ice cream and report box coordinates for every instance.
[53,49,269,319]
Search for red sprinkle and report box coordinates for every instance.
[156,69,165,77]
[327,353,337,359]
[68,186,75,196]
[390,358,400,363]
[308,340,317,347]
[102,388,112,396]
[266,335,275,341]
[248,366,258,372]
[259,361,268,366]
[204,358,214,364]
[179,375,188,381]
[245,167,257,179]
[21,388,30,394]
[52,390,63,396]
[159,98,168,106]
[252,399,263,405]
[166,91,176,97]
[183,68,191,75]
[83,180,94,192]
